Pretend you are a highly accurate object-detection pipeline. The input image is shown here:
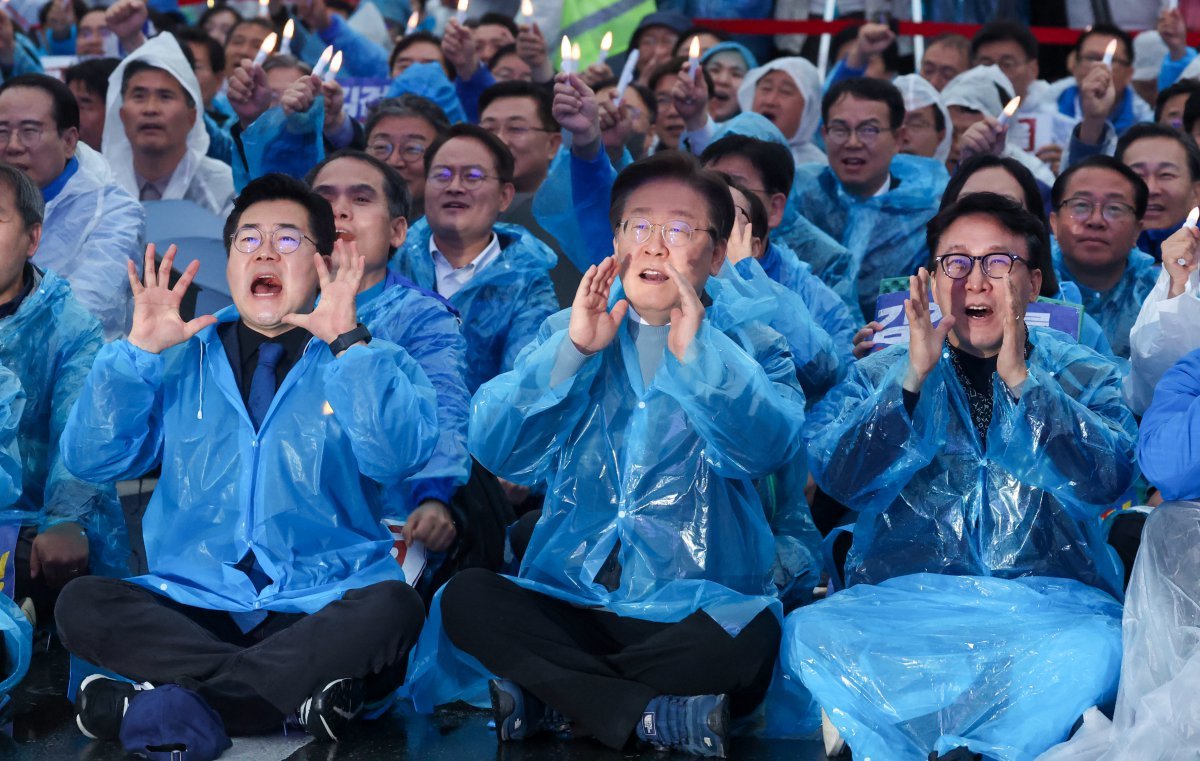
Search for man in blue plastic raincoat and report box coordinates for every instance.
[0,164,126,628]
[0,74,145,341]
[390,123,558,393]
[54,174,438,744]
[794,77,950,321]
[784,193,1135,761]
[438,151,807,758]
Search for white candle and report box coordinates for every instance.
[996,96,1021,128]
[257,0,268,19]
[324,51,342,83]
[598,31,612,65]
[312,45,334,77]
[687,36,700,80]
[281,18,294,56]
[911,0,923,74]
[252,32,277,67]
[1102,39,1118,67]
[455,0,468,25]
[615,49,638,103]
[560,35,573,74]
[1179,207,1200,266]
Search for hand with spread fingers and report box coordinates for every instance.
[282,240,364,349]
[665,261,704,361]
[903,267,955,393]
[127,243,218,354]
[568,255,628,355]
[997,272,1029,392]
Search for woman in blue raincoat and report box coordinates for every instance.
[783,194,1135,761]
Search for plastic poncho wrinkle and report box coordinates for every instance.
[61,307,440,614]
[806,327,1135,597]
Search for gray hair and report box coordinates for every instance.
[0,163,45,228]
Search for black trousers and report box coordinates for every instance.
[54,576,424,735]
[441,568,781,750]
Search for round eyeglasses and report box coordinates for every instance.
[233,225,317,255]
[617,218,716,247]
[935,252,1030,279]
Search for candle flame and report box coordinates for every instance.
[520,0,533,17]
[1188,207,1199,227]
[258,32,277,56]
[600,31,612,52]
[316,45,333,68]
[1103,39,1118,62]
[561,35,571,62]
[1002,96,1020,118]
[572,41,581,62]
[329,50,343,76]
[406,10,418,31]
[282,18,294,40]
[206,0,214,8]
[457,0,467,11]
[688,36,700,60]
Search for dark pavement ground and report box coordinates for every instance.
[1,638,832,761]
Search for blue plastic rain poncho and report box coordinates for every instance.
[385,62,467,125]
[783,573,1123,761]
[0,364,31,707]
[60,307,439,615]
[391,219,558,393]
[807,327,1135,597]
[0,269,127,578]
[0,363,23,508]
[233,99,326,194]
[1137,348,1200,501]
[102,34,235,216]
[755,240,857,360]
[1052,240,1159,359]
[736,58,825,166]
[405,290,808,711]
[38,143,145,341]
[792,153,949,321]
[1057,281,1119,360]
[0,35,44,84]
[357,270,471,514]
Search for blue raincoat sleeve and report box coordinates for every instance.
[316,13,389,79]
[233,101,326,193]
[323,341,440,483]
[385,62,468,124]
[455,64,496,125]
[1138,348,1200,500]
[499,250,561,381]
[1160,48,1197,91]
[204,112,236,166]
[0,364,24,508]
[775,210,859,316]
[533,146,624,274]
[4,36,44,80]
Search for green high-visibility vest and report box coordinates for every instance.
[558,0,655,69]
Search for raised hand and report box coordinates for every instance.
[105,0,148,51]
[665,261,704,361]
[553,72,601,151]
[579,61,614,88]
[568,255,628,355]
[957,116,1005,165]
[0,11,14,67]
[127,244,218,354]
[322,79,347,136]
[671,61,710,132]
[903,267,955,393]
[598,92,633,156]
[1163,223,1200,298]
[1078,64,1115,144]
[280,73,320,116]
[227,59,273,127]
[282,240,363,347]
[442,19,480,79]
[726,212,754,265]
[996,273,1029,391]
[1159,8,1188,59]
[848,23,895,69]
[516,22,553,83]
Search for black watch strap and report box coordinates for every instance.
[329,323,371,356]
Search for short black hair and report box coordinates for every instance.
[64,57,120,100]
[1116,123,1200,183]
[424,123,515,185]
[173,27,227,75]
[307,149,413,222]
[223,173,336,256]
[472,12,518,38]
[700,134,795,198]
[714,171,768,240]
[121,60,196,109]
[927,192,1051,288]
[1051,155,1149,220]
[1156,79,1200,123]
[0,162,45,229]
[366,94,451,138]
[227,17,274,44]
[0,74,80,131]
[478,79,557,131]
[38,0,86,25]
[389,31,452,78]
[198,3,242,43]
[970,20,1038,62]
[1185,90,1200,135]
[609,151,735,241]
[822,76,905,131]
[942,155,1057,296]
[1074,23,1134,66]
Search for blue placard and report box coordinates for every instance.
[872,291,1083,351]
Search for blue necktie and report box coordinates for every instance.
[247,342,284,430]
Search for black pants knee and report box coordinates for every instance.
[56,577,425,735]
[441,568,780,750]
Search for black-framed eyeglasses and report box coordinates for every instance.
[1057,197,1137,224]
[367,140,426,163]
[427,165,502,190]
[617,218,715,247]
[935,252,1030,279]
[233,225,317,255]
[825,122,892,145]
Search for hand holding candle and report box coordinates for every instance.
[1101,39,1118,68]
[1179,207,1200,267]
[324,50,342,83]
[455,0,468,25]
[996,96,1020,129]
[312,44,334,77]
[687,36,700,80]
[560,35,573,74]
[252,32,277,67]
[615,49,638,104]
[518,0,532,24]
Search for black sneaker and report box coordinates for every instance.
[75,675,152,740]
[296,678,364,742]
[488,679,572,741]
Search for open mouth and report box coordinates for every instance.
[335,228,357,242]
[442,201,469,211]
[841,157,867,169]
[964,305,993,320]
[639,269,669,283]
[251,273,282,296]
[759,110,778,123]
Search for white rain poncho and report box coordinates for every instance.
[942,65,1056,185]
[1124,267,1200,416]
[737,57,826,166]
[893,74,952,164]
[1037,502,1200,761]
[38,143,144,340]
[101,34,234,216]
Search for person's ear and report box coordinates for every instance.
[24,222,41,258]
[767,191,787,229]
[390,215,408,249]
[1028,268,1042,302]
[1029,58,1039,82]
[61,126,79,158]
[709,238,727,275]
[497,181,515,212]
[547,131,562,159]
[1049,210,1061,240]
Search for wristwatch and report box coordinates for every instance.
[328,323,371,356]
